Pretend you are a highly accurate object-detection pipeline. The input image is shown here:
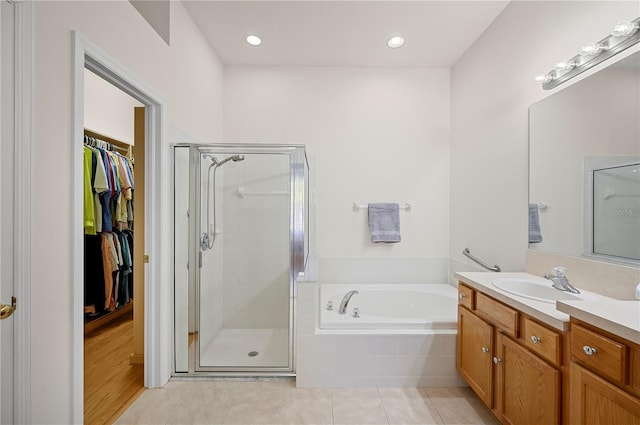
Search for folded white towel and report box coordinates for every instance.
[368,203,401,243]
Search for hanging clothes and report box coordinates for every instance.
[83,135,135,318]
[83,146,96,235]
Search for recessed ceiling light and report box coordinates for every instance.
[246,35,262,46]
[387,36,405,49]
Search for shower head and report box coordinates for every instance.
[215,154,245,167]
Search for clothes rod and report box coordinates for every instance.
[352,201,412,211]
[463,248,501,272]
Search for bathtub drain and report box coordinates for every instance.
[248,351,259,357]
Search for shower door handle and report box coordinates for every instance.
[199,251,203,268]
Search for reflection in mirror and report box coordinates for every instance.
[529,50,640,266]
[591,162,640,261]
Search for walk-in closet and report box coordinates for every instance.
[83,69,146,424]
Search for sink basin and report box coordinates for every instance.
[492,278,597,303]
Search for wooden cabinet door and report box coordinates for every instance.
[570,362,640,425]
[457,306,493,407]
[495,333,560,425]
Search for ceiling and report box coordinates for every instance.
[182,1,510,68]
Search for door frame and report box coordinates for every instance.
[6,1,34,423]
[71,32,168,423]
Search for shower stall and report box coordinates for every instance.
[173,144,309,375]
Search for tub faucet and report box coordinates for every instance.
[338,290,359,315]
[544,266,580,294]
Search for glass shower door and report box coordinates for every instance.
[194,146,298,372]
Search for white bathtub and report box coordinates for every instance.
[319,283,458,331]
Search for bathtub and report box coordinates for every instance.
[319,283,458,331]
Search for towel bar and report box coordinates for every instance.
[353,201,412,211]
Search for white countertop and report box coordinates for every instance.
[557,300,640,344]
[454,272,575,331]
[454,271,640,342]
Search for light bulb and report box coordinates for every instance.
[387,36,405,49]
[553,60,575,72]
[579,42,604,56]
[611,21,639,37]
[246,35,262,46]
[533,73,553,85]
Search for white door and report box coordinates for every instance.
[0,1,16,423]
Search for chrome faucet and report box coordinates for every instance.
[544,266,580,294]
[338,290,359,314]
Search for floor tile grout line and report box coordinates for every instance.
[220,387,239,425]
[423,390,447,425]
[376,387,391,425]
[331,387,336,425]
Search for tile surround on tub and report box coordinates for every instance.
[295,278,463,388]
[295,257,464,388]
[526,249,640,300]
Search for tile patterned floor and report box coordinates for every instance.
[115,380,499,425]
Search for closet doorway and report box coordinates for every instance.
[83,69,146,424]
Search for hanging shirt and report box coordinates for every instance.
[83,147,96,235]
[86,146,109,233]
[97,148,113,233]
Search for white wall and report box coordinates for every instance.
[84,69,143,145]
[33,2,223,422]
[450,1,640,273]
[224,67,451,260]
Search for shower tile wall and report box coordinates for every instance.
[221,154,291,329]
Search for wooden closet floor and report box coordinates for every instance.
[85,311,144,425]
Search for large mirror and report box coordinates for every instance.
[529,50,640,266]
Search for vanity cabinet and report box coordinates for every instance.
[494,331,560,425]
[458,305,493,406]
[456,282,565,425]
[569,319,640,424]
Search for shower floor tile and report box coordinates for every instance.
[200,328,290,368]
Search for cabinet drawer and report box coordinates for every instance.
[571,324,628,384]
[522,317,561,366]
[631,346,640,397]
[476,292,518,337]
[458,284,474,310]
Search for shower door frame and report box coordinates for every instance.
[176,143,307,376]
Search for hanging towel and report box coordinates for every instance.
[529,203,543,243]
[368,203,401,243]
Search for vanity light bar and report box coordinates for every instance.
[534,17,640,90]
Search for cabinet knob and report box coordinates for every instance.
[481,347,489,353]
[493,356,502,364]
[530,335,541,344]
[583,345,597,356]
[459,294,466,299]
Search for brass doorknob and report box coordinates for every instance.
[0,297,16,320]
